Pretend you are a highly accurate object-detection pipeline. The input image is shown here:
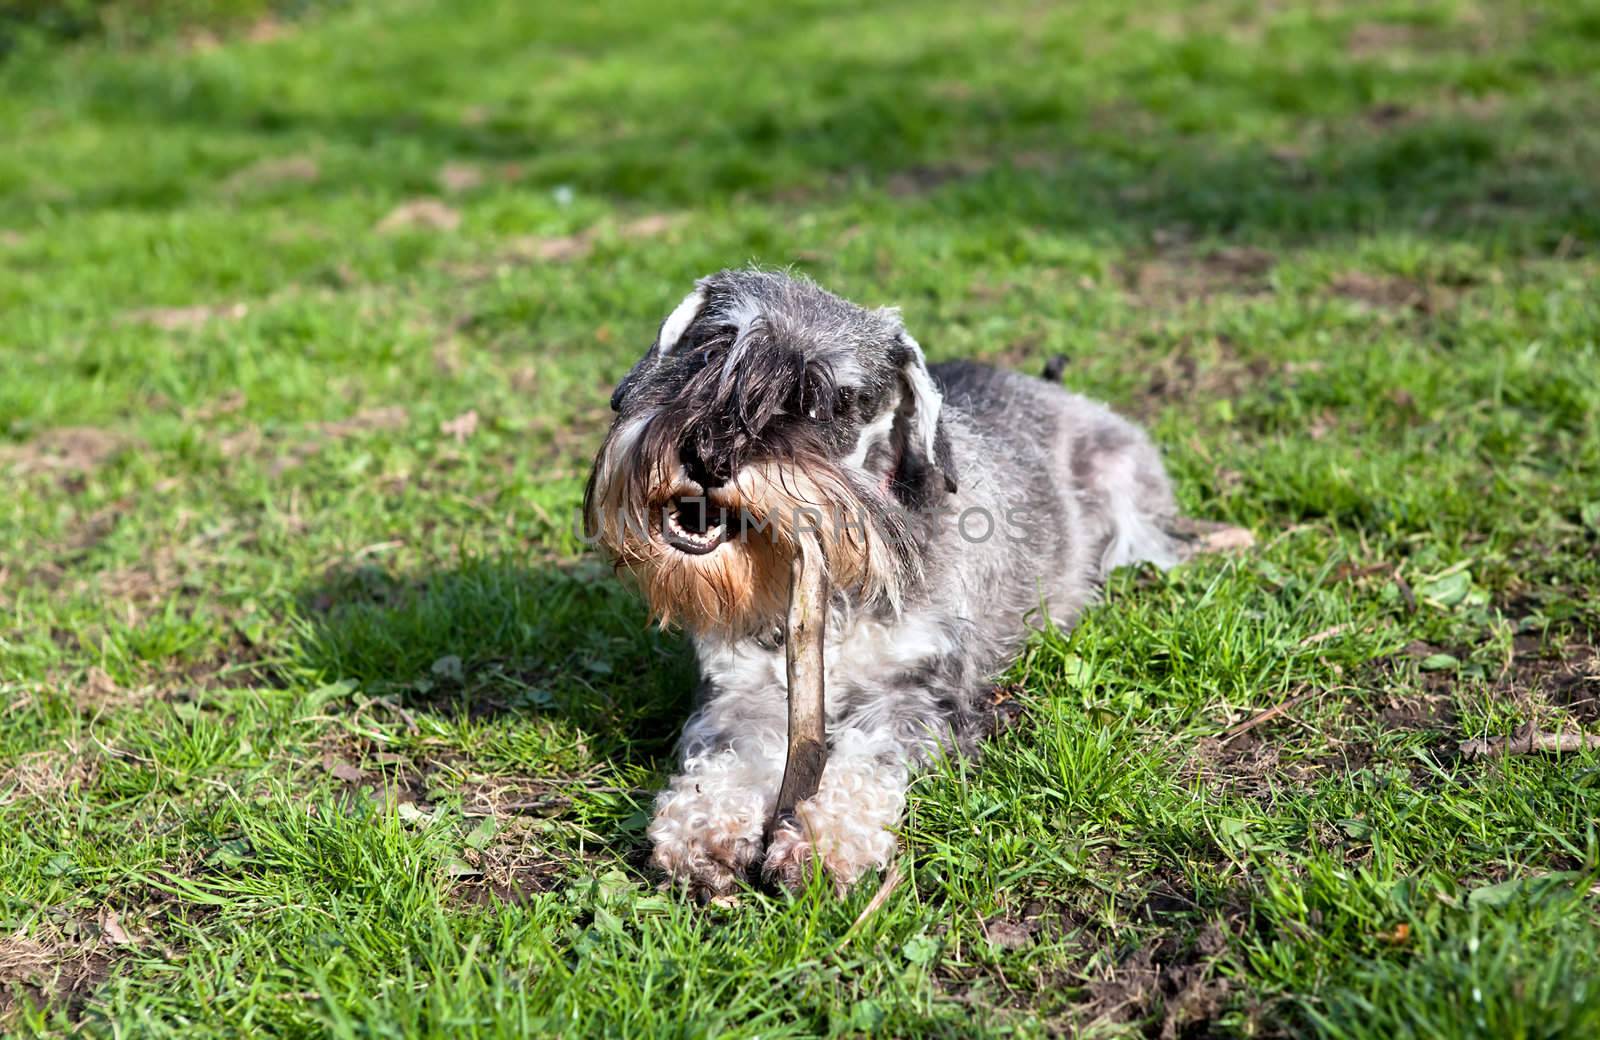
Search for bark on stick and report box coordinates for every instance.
[766,541,829,841]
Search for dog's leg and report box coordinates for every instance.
[648,702,785,899]
[762,727,910,892]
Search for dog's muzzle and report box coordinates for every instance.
[658,493,738,556]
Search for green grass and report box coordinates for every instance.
[2,0,1599,1035]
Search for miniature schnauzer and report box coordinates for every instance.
[585,268,1197,897]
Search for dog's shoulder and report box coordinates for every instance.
[929,359,1064,417]
[928,359,1006,401]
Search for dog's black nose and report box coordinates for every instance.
[679,442,728,488]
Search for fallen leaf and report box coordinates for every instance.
[440,410,479,443]
[1296,623,1350,649]
[437,162,484,194]
[376,199,461,234]
[981,917,1035,950]
[99,909,135,946]
[1465,871,1579,908]
[1418,570,1473,608]
[395,801,433,823]
[464,817,498,850]
[326,762,364,783]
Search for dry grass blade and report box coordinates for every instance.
[836,861,904,950]
[1220,688,1317,742]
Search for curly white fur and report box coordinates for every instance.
[763,729,907,891]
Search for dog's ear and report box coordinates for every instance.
[611,289,707,412]
[888,328,957,508]
[609,348,656,412]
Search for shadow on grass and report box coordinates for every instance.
[293,554,695,769]
[27,5,1600,249]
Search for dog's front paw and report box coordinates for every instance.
[761,802,897,894]
[647,777,767,900]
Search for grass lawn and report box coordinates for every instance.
[2,0,1599,1035]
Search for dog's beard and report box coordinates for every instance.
[585,432,907,634]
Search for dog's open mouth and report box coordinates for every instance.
[659,496,734,555]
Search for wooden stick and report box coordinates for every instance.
[766,541,830,842]
[1459,722,1600,759]
[1219,687,1315,743]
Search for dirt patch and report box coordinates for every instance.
[1201,246,1277,279]
[315,405,410,439]
[507,232,592,263]
[1328,271,1459,316]
[312,734,579,904]
[0,929,112,1025]
[215,405,411,475]
[1346,22,1422,59]
[451,814,573,906]
[1187,730,1286,798]
[1392,636,1599,728]
[884,159,993,197]
[122,303,249,330]
[1364,101,1416,130]
[376,199,462,234]
[77,667,127,713]
[1122,246,1279,305]
[221,155,319,195]
[494,213,681,268]
[933,868,1251,1033]
[1076,915,1235,1038]
[95,542,184,606]
[1494,637,1600,726]
[315,730,444,809]
[1135,334,1276,416]
[0,744,99,806]
[0,427,134,479]
[155,626,275,693]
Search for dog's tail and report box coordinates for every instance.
[1040,354,1069,383]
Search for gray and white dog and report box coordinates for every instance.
[585,268,1199,898]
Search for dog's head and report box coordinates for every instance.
[584,268,957,634]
